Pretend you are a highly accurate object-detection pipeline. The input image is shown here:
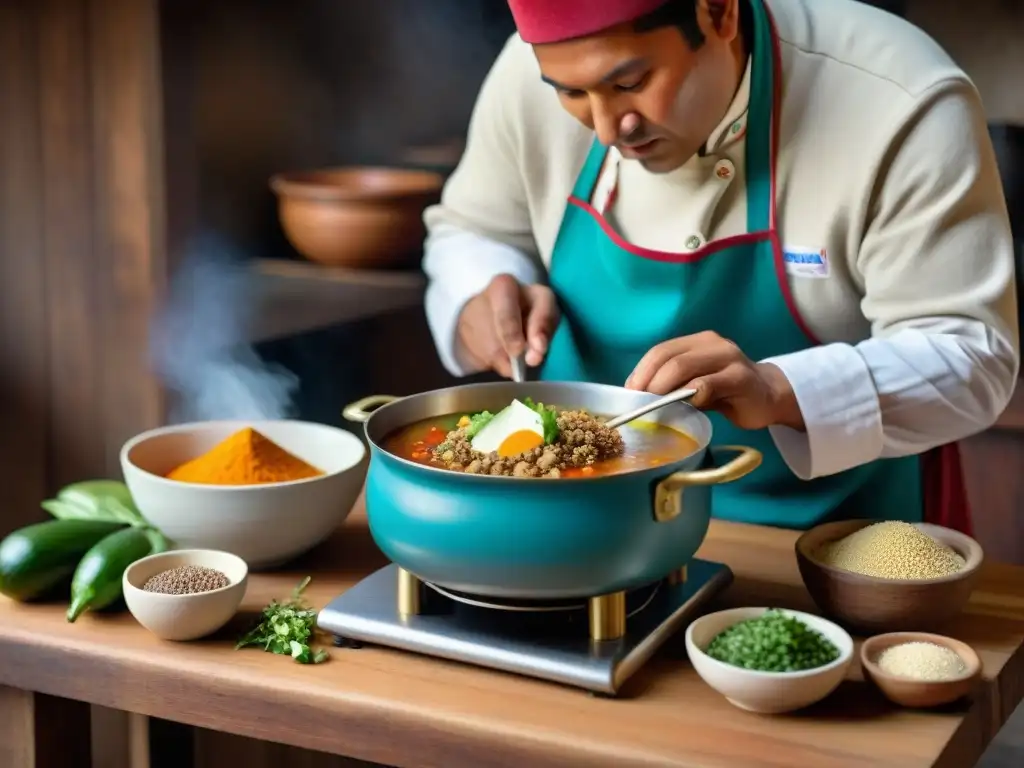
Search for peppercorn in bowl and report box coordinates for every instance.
[123,549,248,641]
[685,607,855,714]
[120,420,367,569]
[794,520,984,633]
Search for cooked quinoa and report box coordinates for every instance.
[431,409,625,477]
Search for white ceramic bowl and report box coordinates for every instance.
[123,549,248,641]
[120,419,367,568]
[685,607,855,714]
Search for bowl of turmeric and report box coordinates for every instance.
[120,420,367,569]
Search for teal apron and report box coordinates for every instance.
[539,0,970,532]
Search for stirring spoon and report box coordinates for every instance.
[603,387,698,430]
[510,353,527,383]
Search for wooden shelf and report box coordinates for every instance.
[248,258,426,343]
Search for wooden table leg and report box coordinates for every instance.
[0,685,92,767]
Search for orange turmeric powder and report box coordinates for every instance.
[166,427,323,485]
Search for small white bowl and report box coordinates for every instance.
[123,549,249,641]
[685,607,855,714]
[120,419,367,568]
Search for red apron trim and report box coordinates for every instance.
[565,196,769,262]
[769,231,821,346]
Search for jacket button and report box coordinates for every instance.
[685,235,704,250]
[715,159,735,180]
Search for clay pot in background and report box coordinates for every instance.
[270,167,444,270]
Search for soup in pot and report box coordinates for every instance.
[381,397,699,479]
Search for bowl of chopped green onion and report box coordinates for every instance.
[685,607,854,714]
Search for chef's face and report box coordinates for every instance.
[534,0,743,173]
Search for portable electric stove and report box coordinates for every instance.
[317,559,733,695]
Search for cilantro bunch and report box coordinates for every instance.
[235,576,328,664]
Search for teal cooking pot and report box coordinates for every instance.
[343,382,760,599]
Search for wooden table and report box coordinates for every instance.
[1,505,1023,768]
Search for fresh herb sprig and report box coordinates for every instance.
[522,397,559,444]
[235,576,329,664]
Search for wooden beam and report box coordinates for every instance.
[38,0,103,489]
[0,0,48,535]
[88,0,168,463]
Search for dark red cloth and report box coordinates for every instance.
[922,443,973,536]
[507,0,670,44]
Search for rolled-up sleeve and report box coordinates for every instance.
[764,80,1019,479]
[421,36,544,377]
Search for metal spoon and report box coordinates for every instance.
[603,387,698,430]
[510,353,527,383]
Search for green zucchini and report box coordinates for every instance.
[0,519,127,601]
[67,526,159,622]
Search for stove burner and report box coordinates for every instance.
[424,580,662,616]
[317,560,734,695]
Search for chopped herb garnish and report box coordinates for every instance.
[522,398,560,444]
[235,576,328,664]
[705,609,839,672]
[464,410,495,438]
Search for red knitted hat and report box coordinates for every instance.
[507,0,671,44]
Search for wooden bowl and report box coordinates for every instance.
[270,167,444,269]
[794,520,983,633]
[860,632,982,708]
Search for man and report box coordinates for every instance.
[420,0,1019,531]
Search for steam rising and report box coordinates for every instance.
[148,3,515,423]
[151,235,298,424]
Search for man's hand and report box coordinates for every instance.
[456,275,560,378]
[625,331,805,432]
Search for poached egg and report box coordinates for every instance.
[470,399,546,457]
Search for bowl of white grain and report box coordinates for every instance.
[860,631,982,708]
[123,549,248,641]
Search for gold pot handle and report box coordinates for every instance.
[342,395,399,423]
[653,445,763,523]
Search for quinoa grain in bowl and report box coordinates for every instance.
[815,521,966,580]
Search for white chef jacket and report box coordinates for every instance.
[420,0,1020,481]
